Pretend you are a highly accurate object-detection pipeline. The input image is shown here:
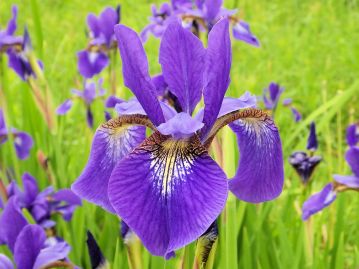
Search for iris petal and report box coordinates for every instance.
[346,147,359,177]
[14,224,45,269]
[77,50,109,79]
[201,18,231,140]
[0,197,28,251]
[204,0,222,21]
[218,109,284,203]
[114,25,165,126]
[159,20,206,114]
[108,133,228,256]
[302,183,336,220]
[72,116,147,213]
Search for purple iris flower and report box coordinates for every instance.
[0,199,73,267]
[0,5,22,52]
[72,19,283,257]
[56,78,106,128]
[142,0,259,46]
[262,82,284,110]
[302,140,359,220]
[141,3,173,42]
[0,109,33,160]
[87,6,121,47]
[289,122,321,184]
[0,172,81,228]
[346,123,359,147]
[77,6,120,78]
[6,28,40,81]
[77,49,109,79]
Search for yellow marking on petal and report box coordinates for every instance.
[145,135,205,198]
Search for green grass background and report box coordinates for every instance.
[1,0,359,268]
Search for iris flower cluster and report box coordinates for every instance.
[72,18,284,257]
[302,123,359,220]
[0,109,33,160]
[141,0,259,47]
[0,204,75,268]
[0,6,57,131]
[57,6,121,128]
[0,172,81,228]
[0,173,81,267]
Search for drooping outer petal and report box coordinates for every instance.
[72,115,150,213]
[159,20,206,114]
[114,25,165,126]
[302,183,336,221]
[203,109,283,202]
[14,224,45,269]
[229,110,283,202]
[201,18,231,140]
[0,197,28,251]
[108,133,228,256]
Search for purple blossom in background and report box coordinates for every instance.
[0,109,33,160]
[289,122,321,184]
[56,78,106,128]
[290,107,302,122]
[232,21,259,46]
[263,82,284,110]
[302,183,336,220]
[333,147,359,189]
[141,3,173,42]
[302,129,359,220]
[0,172,81,228]
[307,122,318,151]
[87,6,120,47]
[346,123,359,147]
[72,19,284,257]
[141,0,259,46]
[289,152,322,184]
[283,98,302,122]
[7,28,42,81]
[0,199,74,268]
[0,5,22,52]
[77,6,121,78]
[77,49,109,79]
